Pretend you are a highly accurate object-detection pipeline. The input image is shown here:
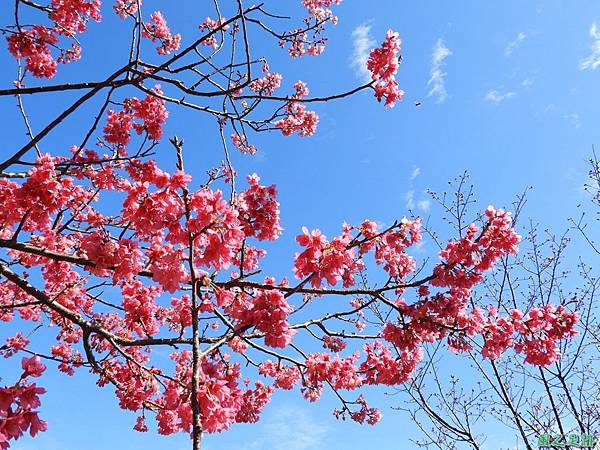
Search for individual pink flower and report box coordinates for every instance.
[21,356,45,378]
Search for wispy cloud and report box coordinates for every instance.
[580,22,600,70]
[504,32,526,57]
[409,165,421,181]
[350,23,376,82]
[405,166,431,212]
[564,113,581,129]
[521,78,533,88]
[405,191,431,212]
[427,39,452,103]
[484,90,516,103]
[417,199,431,212]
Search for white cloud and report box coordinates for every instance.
[484,90,516,103]
[427,39,452,103]
[580,22,600,70]
[521,78,533,88]
[417,199,431,212]
[409,166,421,181]
[406,167,429,211]
[564,113,581,129]
[504,32,526,57]
[405,190,430,212]
[350,23,376,82]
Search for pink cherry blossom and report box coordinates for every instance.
[0,358,47,449]
[275,81,319,136]
[231,134,256,155]
[238,174,282,241]
[249,72,283,95]
[293,225,363,288]
[143,12,181,55]
[366,30,404,107]
[6,27,59,78]
[49,0,102,36]
[198,17,229,48]
[114,0,140,18]
[103,87,168,146]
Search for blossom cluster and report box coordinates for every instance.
[0,2,581,444]
[149,352,273,435]
[431,206,522,290]
[238,174,283,241]
[281,0,342,57]
[6,27,60,79]
[275,81,319,137]
[143,12,181,55]
[302,0,342,19]
[0,142,581,437]
[259,361,301,390]
[5,1,182,78]
[359,218,422,280]
[293,217,422,288]
[367,30,404,107]
[198,17,230,49]
[249,71,283,96]
[49,0,102,36]
[103,86,169,146]
[6,0,100,78]
[248,285,295,348]
[0,154,91,235]
[0,357,47,449]
[231,134,257,155]
[113,0,140,18]
[293,226,364,288]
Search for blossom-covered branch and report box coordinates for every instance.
[0,2,579,450]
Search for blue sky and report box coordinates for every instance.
[2,1,600,449]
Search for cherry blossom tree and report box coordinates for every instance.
[0,2,579,449]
